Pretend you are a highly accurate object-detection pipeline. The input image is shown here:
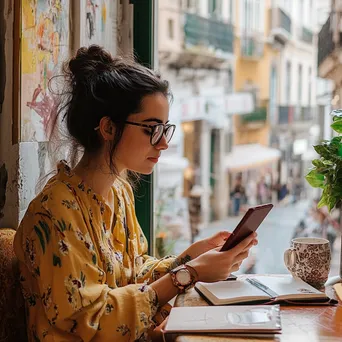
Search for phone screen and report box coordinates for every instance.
[220,203,273,251]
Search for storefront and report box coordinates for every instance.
[226,143,281,214]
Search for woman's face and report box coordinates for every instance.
[114,92,171,175]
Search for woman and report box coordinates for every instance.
[14,45,258,342]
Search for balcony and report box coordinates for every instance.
[278,106,294,124]
[269,7,292,44]
[241,107,267,125]
[241,34,264,59]
[318,15,334,67]
[300,27,313,44]
[294,106,315,121]
[277,106,315,128]
[184,13,234,55]
[318,13,342,83]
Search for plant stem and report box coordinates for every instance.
[340,208,342,279]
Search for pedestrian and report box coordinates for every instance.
[188,185,203,243]
[231,176,245,216]
[13,45,258,342]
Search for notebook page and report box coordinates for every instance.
[254,275,324,298]
[199,279,268,300]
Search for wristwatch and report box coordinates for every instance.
[170,264,197,293]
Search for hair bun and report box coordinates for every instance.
[68,45,114,82]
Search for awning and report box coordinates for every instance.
[225,144,281,171]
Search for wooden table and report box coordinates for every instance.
[173,276,342,342]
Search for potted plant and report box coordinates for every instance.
[305,109,342,285]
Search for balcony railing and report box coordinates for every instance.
[270,7,292,43]
[294,106,315,121]
[318,14,335,67]
[184,13,234,54]
[279,8,291,34]
[278,106,294,124]
[242,107,267,123]
[300,27,313,44]
[278,106,314,125]
[241,35,263,58]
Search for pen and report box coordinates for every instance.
[246,278,279,298]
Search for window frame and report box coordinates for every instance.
[132,0,155,254]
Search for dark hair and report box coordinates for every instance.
[50,45,171,174]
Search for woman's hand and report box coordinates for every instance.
[187,232,258,283]
[149,317,169,342]
[180,231,231,260]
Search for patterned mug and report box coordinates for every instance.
[284,237,331,289]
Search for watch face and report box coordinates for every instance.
[176,269,191,286]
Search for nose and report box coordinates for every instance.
[155,134,169,150]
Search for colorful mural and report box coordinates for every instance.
[80,0,117,55]
[21,0,70,142]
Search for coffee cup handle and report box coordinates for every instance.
[284,248,296,273]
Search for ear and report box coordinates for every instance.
[98,117,115,141]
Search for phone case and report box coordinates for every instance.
[220,203,273,251]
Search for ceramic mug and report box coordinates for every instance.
[284,237,331,289]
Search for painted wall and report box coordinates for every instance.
[0,0,123,229]
[233,0,278,147]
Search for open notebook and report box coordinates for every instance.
[195,274,337,306]
[163,305,281,336]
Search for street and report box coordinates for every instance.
[174,200,340,276]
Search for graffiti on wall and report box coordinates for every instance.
[81,0,117,55]
[20,0,70,142]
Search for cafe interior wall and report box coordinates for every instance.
[0,0,132,229]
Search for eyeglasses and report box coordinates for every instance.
[94,121,176,146]
[125,121,176,146]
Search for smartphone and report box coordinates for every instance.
[220,203,273,251]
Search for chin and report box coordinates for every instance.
[129,165,155,175]
[139,167,154,175]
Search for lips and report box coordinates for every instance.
[147,157,159,163]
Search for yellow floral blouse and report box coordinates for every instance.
[14,161,177,342]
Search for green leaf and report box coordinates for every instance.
[305,170,325,188]
[312,159,325,168]
[317,193,328,208]
[332,109,342,120]
[331,136,342,144]
[34,225,45,253]
[92,254,97,265]
[331,118,342,133]
[53,254,61,267]
[328,196,337,211]
[313,144,332,160]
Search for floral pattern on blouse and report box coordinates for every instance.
[14,161,177,341]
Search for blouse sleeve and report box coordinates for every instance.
[136,254,178,283]
[120,179,179,284]
[15,191,159,342]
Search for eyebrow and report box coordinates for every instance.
[142,118,169,124]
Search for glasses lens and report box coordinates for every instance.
[151,125,164,145]
[165,125,175,143]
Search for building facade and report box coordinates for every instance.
[157,0,254,232]
[318,0,342,136]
